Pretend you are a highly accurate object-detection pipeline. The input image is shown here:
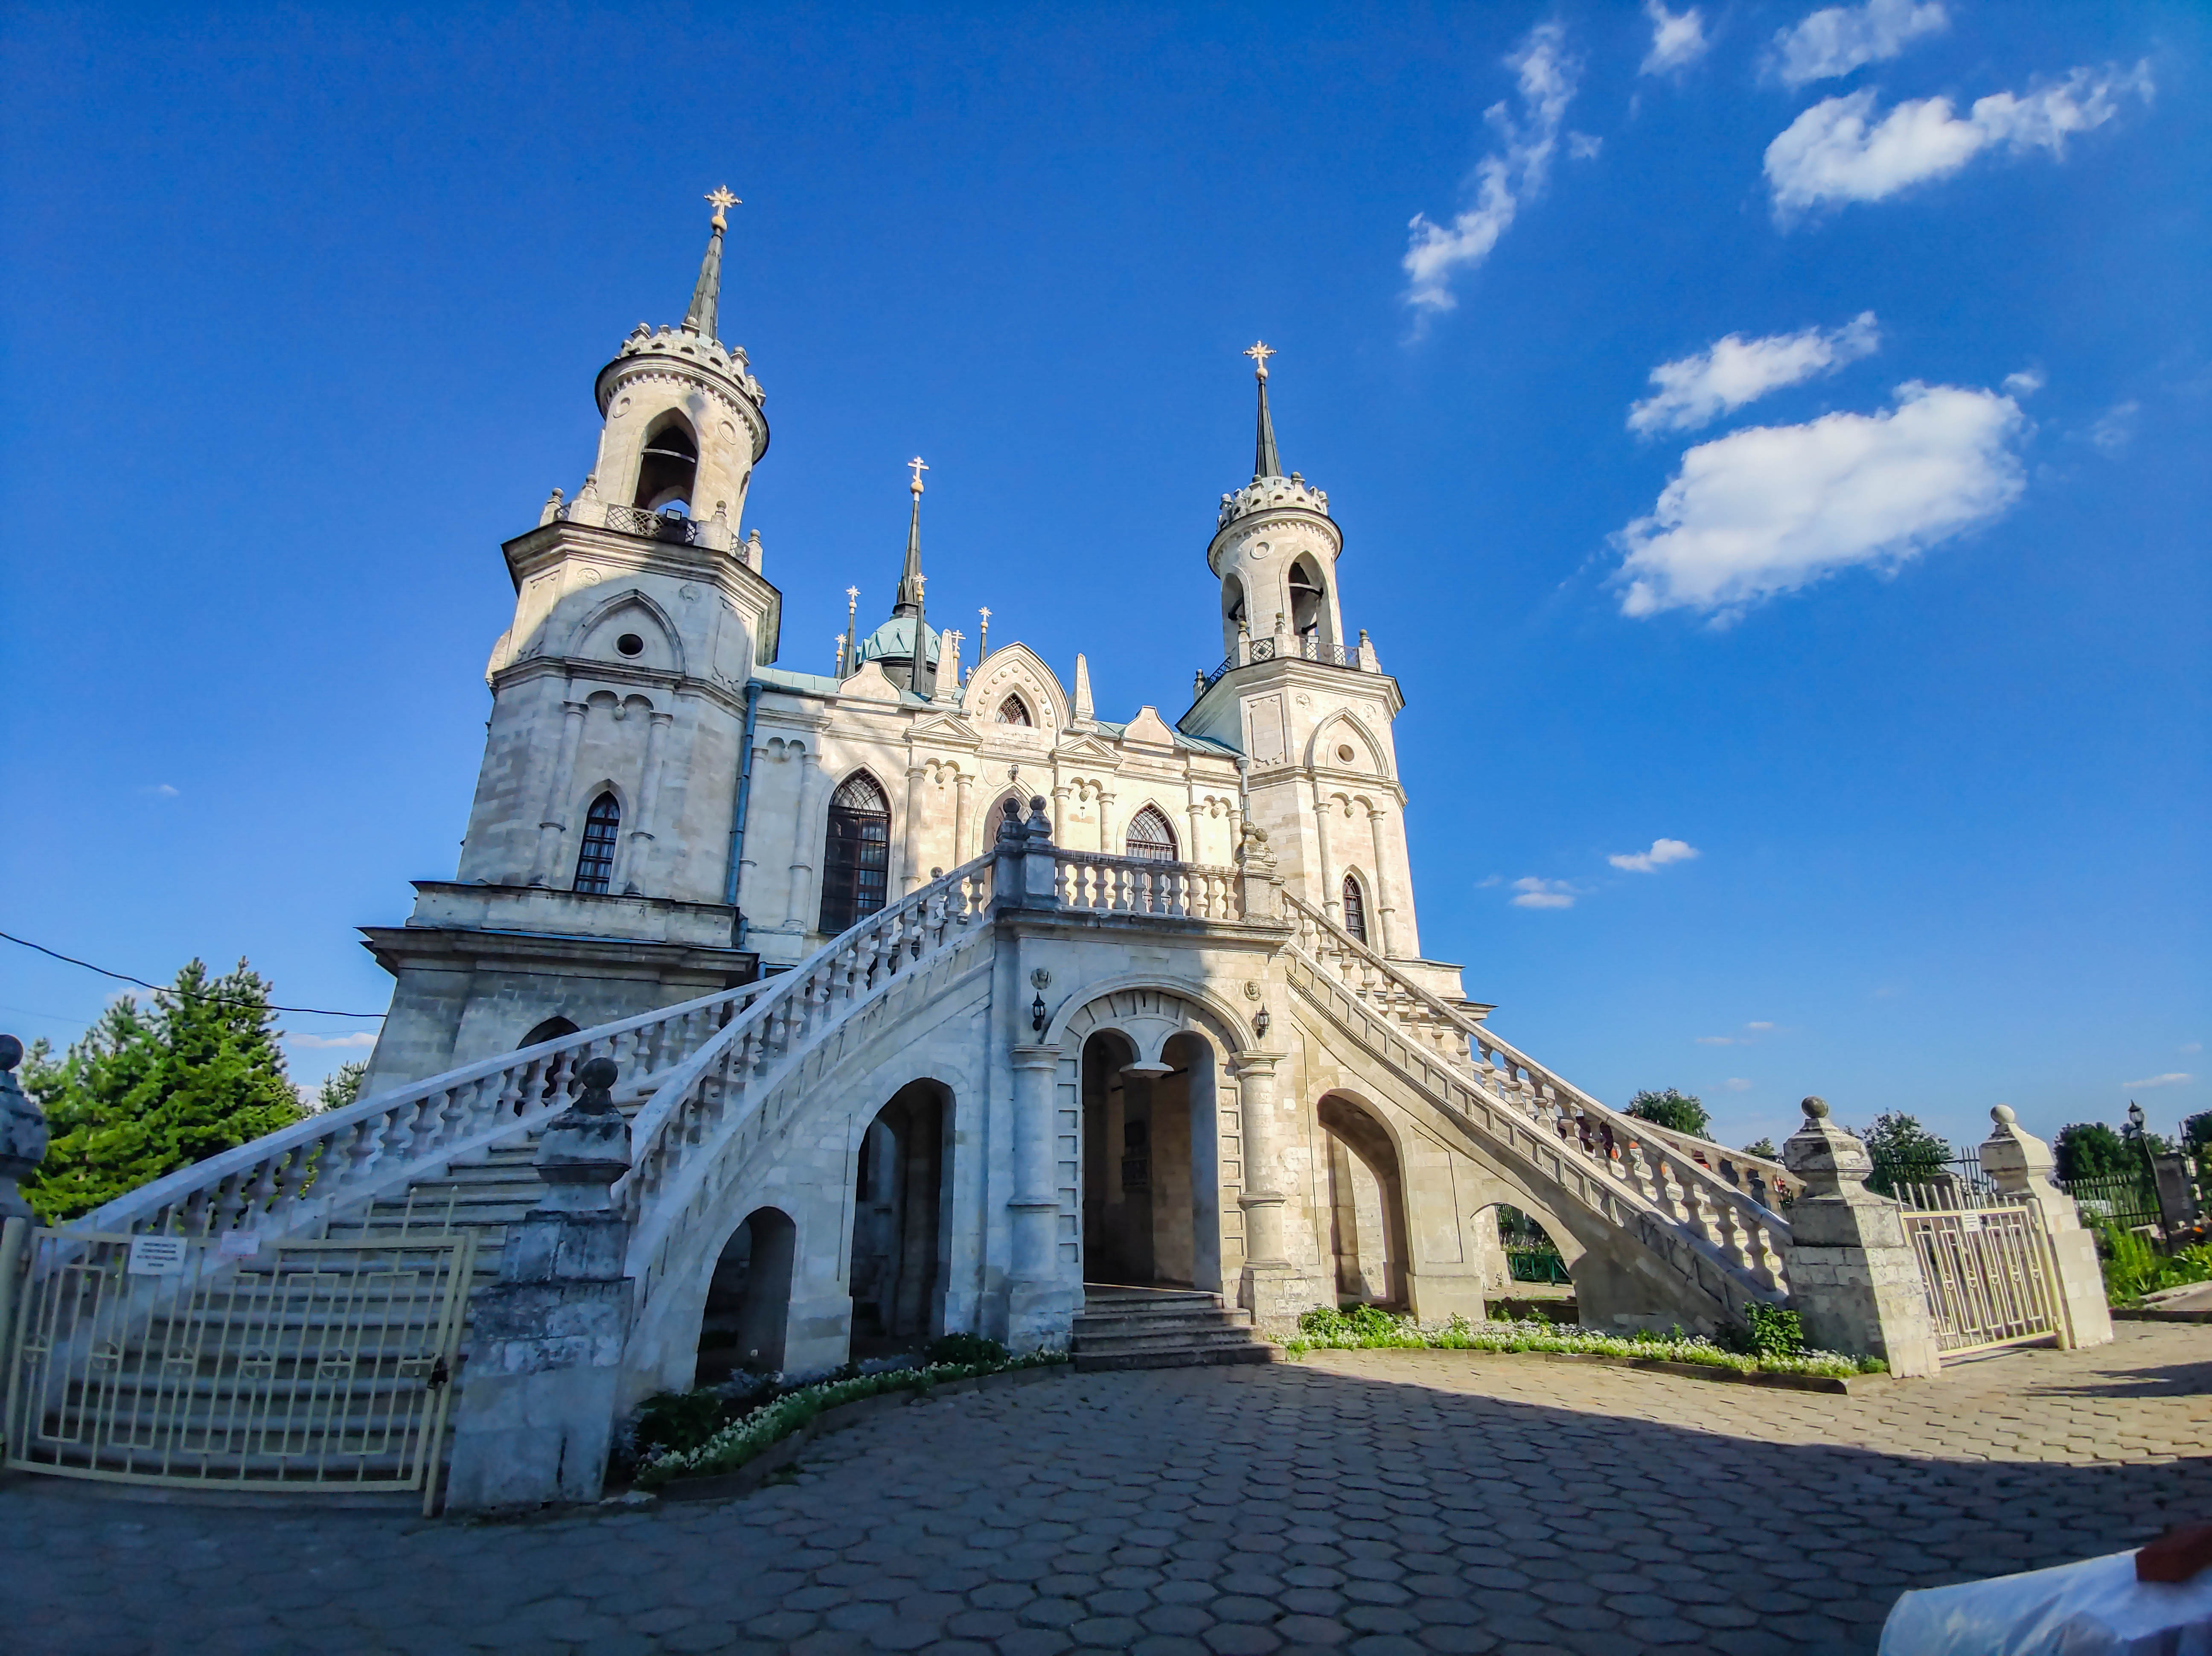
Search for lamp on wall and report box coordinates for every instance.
[1252,1008,1271,1040]
[1031,994,1049,1035]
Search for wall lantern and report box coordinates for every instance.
[1252,1008,1271,1039]
[1031,994,1049,1035]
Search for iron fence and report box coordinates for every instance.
[1901,1200,2064,1357]
[1199,633,1362,691]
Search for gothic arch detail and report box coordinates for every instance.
[567,588,688,675]
[819,770,892,933]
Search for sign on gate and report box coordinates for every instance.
[2,1225,474,1513]
[1900,1199,2064,1358]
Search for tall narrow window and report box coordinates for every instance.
[819,772,892,933]
[995,694,1032,726]
[1342,875,1368,944]
[1124,805,1177,863]
[573,793,620,894]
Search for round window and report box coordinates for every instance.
[1336,743,1356,763]
[616,633,644,657]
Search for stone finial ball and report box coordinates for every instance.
[0,1034,20,1071]
[1001,798,1019,818]
[1029,796,1046,813]
[1801,1096,1829,1120]
[1991,1104,2017,1126]
[579,1057,619,1090]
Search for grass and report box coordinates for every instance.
[1284,1304,1885,1378]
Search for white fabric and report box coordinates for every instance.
[1880,1551,2212,1656]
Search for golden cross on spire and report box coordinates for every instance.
[908,455,929,494]
[706,185,739,230]
[1244,340,1276,381]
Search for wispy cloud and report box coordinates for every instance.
[286,1031,378,1050]
[1697,1035,1742,1046]
[1746,1021,1776,1031]
[1613,381,2026,621]
[2087,400,2140,455]
[1509,877,1577,910]
[142,783,180,799]
[1770,0,1947,89]
[1724,1077,1755,1092]
[2183,1043,2203,1056]
[1403,22,1580,318]
[1610,837,1700,872]
[1641,2,1711,76]
[2002,368,2046,397]
[1630,313,1879,435]
[1766,65,2153,219]
[2126,1073,2192,1089]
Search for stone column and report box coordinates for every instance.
[1311,780,1339,921]
[1979,1105,2114,1350]
[1365,805,1400,956]
[1005,1044,1069,1347]
[784,741,821,931]
[445,1058,636,1510]
[1097,789,1116,856]
[902,761,926,893]
[530,697,589,886]
[953,769,973,862]
[1234,1051,1307,1335]
[1780,1098,1941,1378]
[1051,782,1074,854]
[619,708,674,895]
[1186,790,1206,870]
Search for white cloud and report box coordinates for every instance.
[2088,400,2140,454]
[1567,131,1603,160]
[1614,381,2027,620]
[1509,877,1577,910]
[1766,66,2153,217]
[142,783,180,798]
[1630,313,1880,435]
[2183,1043,2203,1055]
[1724,1077,1755,1092]
[1771,0,1947,89]
[1403,23,1580,316]
[1697,1035,1740,1046]
[1610,837,1700,872]
[1746,1021,1776,1031]
[2126,1073,2192,1089]
[286,1031,378,1050]
[1641,2,1711,75]
[2002,368,2046,397]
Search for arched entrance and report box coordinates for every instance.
[696,1207,796,1380]
[1318,1094,1409,1309]
[849,1081,951,1358]
[1080,1029,1221,1292]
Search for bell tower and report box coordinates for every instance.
[358,190,780,1095]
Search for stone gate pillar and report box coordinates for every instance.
[445,1057,636,1510]
[1979,1105,2114,1350]
[1780,1098,1941,1379]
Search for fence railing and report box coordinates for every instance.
[1901,1201,2063,1356]
[1200,633,1366,691]
[594,502,707,544]
[1281,892,1791,1303]
[1054,853,1244,921]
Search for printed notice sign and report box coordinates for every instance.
[126,1236,189,1276]
[1959,1212,1985,1233]
[217,1230,261,1258]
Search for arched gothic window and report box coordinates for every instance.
[633,414,699,513]
[1124,805,1177,863]
[995,694,1032,726]
[573,793,620,894]
[1342,874,1369,944]
[1289,556,1327,646]
[819,771,892,933]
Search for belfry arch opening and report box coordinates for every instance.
[696,1206,796,1381]
[1221,572,1248,656]
[847,1081,952,1359]
[1289,555,1331,650]
[1318,1094,1408,1309]
[1080,1029,1221,1292]
[633,414,699,513]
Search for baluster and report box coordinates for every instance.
[241,1156,280,1227]
[180,1183,212,1237]
[274,1142,314,1217]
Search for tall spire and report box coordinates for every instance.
[685,186,738,339]
[1245,340,1282,478]
[900,457,930,691]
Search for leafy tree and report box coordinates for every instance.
[1626,1088,1710,1139]
[1742,1137,1779,1160]
[1856,1111,1953,1197]
[2181,1111,2212,1166]
[20,959,304,1223]
[317,1059,368,1112]
[2055,1121,2133,1183]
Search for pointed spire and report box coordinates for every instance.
[1244,341,1283,478]
[894,458,928,616]
[685,186,739,340]
[1073,653,1094,723]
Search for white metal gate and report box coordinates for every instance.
[1898,1198,2064,1358]
[0,1219,474,1512]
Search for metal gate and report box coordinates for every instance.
[0,1219,474,1513]
[1898,1198,2064,1357]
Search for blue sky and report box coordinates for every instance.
[2,2,2203,1154]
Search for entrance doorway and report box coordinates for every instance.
[848,1081,950,1359]
[1319,1095,1409,1309]
[1080,1031,1220,1291]
[696,1207,796,1381]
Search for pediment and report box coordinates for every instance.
[838,661,903,703]
[908,710,981,748]
[962,641,1070,736]
[1123,706,1179,749]
[1052,735,1123,766]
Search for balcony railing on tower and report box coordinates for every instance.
[1198,628,1382,694]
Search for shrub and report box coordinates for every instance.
[1282,1304,1875,1378]
[925,1332,1008,1367]
[2098,1225,2212,1306]
[1627,1089,1710,1138]
[1743,1303,1805,1360]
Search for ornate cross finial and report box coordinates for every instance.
[846,585,859,603]
[706,185,739,230]
[908,455,929,494]
[1244,340,1276,381]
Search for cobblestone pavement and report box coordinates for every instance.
[5,1323,2206,1656]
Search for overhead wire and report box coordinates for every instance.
[0,929,387,1019]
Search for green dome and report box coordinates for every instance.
[857,614,940,668]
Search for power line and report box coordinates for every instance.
[0,930,387,1019]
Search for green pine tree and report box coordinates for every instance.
[317,1059,368,1112]
[1855,1111,1953,1197]
[20,959,305,1223]
[1626,1087,1711,1138]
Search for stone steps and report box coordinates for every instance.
[1071,1286,1276,1371]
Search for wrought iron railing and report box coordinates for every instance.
[593,502,707,545]
[1199,633,1363,692]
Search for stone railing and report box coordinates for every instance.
[1283,893,1790,1299]
[617,857,996,1245]
[1627,1116,1802,1210]
[1054,853,1244,921]
[67,978,776,1245]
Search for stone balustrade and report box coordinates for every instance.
[1053,853,1244,921]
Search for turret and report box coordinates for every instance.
[1208,343,1345,662]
